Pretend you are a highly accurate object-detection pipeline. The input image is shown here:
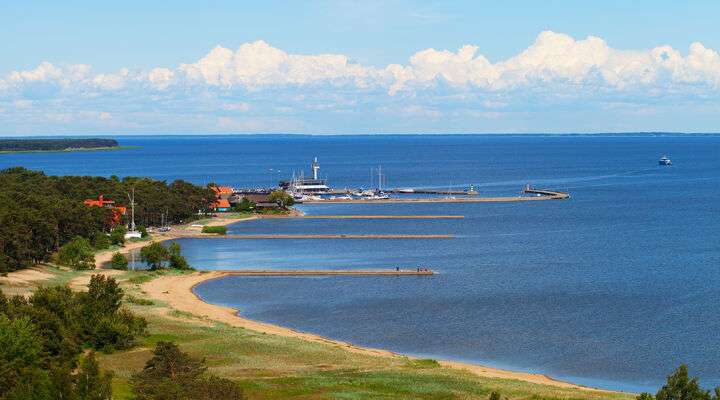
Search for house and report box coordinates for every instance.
[211,198,231,212]
[211,186,234,198]
[83,194,126,225]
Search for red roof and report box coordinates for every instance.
[211,186,234,195]
[212,199,231,209]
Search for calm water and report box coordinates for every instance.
[3,135,719,391]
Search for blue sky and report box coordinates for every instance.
[2,1,720,134]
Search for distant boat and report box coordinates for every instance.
[659,155,672,166]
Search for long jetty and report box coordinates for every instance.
[176,234,453,239]
[207,269,435,276]
[302,188,569,204]
[262,215,464,219]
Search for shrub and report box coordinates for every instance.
[140,242,192,271]
[131,341,243,400]
[110,252,129,270]
[110,226,127,246]
[92,231,110,250]
[138,225,149,238]
[201,226,227,235]
[56,237,95,270]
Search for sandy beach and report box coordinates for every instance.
[142,270,615,393]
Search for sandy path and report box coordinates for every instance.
[142,271,614,393]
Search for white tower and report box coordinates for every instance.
[311,157,320,180]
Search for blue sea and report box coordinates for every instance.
[3,134,719,392]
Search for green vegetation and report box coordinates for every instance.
[111,252,129,270]
[637,365,720,400]
[110,225,127,246]
[0,167,214,273]
[267,190,295,209]
[92,231,111,250]
[56,236,96,270]
[139,242,192,271]
[0,138,118,152]
[0,274,145,399]
[130,341,243,399]
[201,225,227,235]
[233,198,255,212]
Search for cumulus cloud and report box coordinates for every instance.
[3,31,720,133]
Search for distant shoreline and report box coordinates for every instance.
[0,145,141,154]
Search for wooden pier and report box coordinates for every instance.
[209,269,435,276]
[262,215,465,219]
[176,233,454,239]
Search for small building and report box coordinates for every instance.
[211,198,232,212]
[83,194,126,225]
[230,193,277,208]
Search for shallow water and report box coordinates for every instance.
[3,134,719,391]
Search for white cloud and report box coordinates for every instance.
[4,31,720,133]
[221,102,250,112]
[14,99,33,109]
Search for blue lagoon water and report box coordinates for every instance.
[3,134,719,391]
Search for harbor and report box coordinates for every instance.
[221,157,570,208]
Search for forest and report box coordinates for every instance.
[0,138,119,152]
[0,167,215,273]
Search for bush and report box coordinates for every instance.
[56,237,95,270]
[140,242,192,271]
[267,190,294,209]
[201,226,227,235]
[233,198,255,212]
[92,231,111,250]
[131,341,243,400]
[110,252,129,270]
[138,225,149,238]
[110,226,127,246]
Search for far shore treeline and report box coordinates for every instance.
[0,138,119,152]
[0,167,215,273]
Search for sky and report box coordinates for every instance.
[2,0,720,135]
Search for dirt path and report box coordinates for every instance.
[142,271,615,393]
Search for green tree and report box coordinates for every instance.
[233,198,255,212]
[110,252,129,270]
[110,225,127,246]
[131,341,243,400]
[638,365,719,400]
[267,190,294,209]
[0,315,52,399]
[138,225,149,238]
[56,236,95,270]
[140,242,169,270]
[92,231,110,250]
[75,351,113,400]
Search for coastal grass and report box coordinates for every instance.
[2,268,636,400]
[201,225,228,234]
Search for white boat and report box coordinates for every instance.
[659,155,672,166]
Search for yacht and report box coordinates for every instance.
[659,155,672,166]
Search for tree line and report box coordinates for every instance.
[0,167,215,273]
[0,138,119,152]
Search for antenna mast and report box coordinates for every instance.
[126,187,136,232]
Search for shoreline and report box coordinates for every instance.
[141,270,619,394]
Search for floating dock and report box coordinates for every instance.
[177,234,454,239]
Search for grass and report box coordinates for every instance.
[2,266,637,400]
[201,225,227,234]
